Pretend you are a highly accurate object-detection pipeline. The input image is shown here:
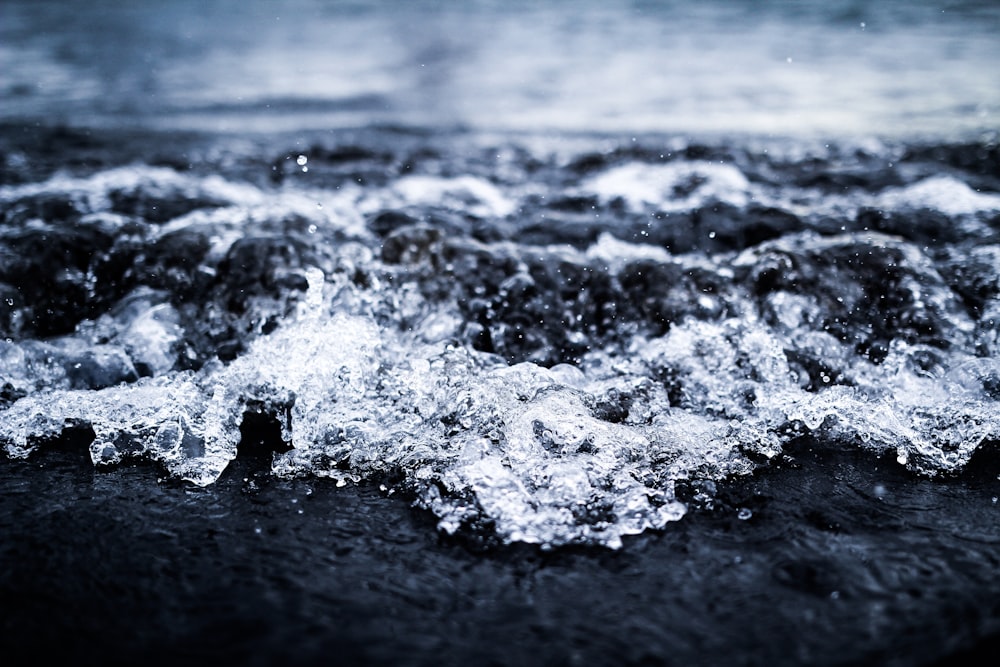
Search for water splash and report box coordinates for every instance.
[2,133,998,547]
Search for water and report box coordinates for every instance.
[2,126,997,549]
[2,0,1000,663]
[2,0,999,136]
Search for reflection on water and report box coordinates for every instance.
[1,0,998,135]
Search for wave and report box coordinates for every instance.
[2,127,998,548]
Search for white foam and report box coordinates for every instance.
[389,175,516,218]
[876,175,1000,217]
[581,161,752,212]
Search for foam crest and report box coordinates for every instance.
[581,161,752,212]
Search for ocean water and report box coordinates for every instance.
[2,0,999,136]
[2,1,1000,664]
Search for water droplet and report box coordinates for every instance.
[4,298,12,306]
[708,231,716,239]
[307,224,317,234]
[296,155,308,166]
[737,508,752,520]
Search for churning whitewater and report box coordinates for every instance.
[1,132,998,548]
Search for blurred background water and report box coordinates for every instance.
[2,0,998,137]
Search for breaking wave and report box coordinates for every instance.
[2,129,999,548]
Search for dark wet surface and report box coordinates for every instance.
[2,439,998,667]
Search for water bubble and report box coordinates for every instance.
[307,224,317,234]
[737,508,753,520]
[296,155,308,166]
